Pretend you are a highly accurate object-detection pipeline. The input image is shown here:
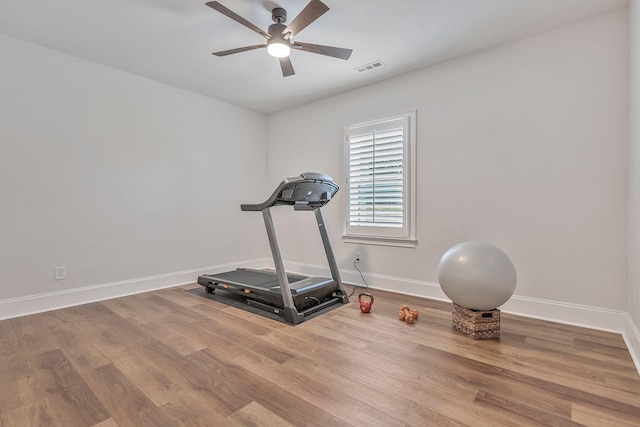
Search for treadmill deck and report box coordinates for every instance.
[201,269,304,290]
[197,268,341,312]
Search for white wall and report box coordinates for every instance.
[0,34,269,305]
[267,10,629,313]
[627,0,640,364]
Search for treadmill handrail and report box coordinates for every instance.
[241,172,338,212]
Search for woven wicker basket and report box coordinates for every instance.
[452,303,500,340]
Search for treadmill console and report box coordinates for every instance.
[241,172,339,211]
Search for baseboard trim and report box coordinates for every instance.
[2,260,636,373]
[623,313,640,375]
[500,295,626,334]
[0,259,270,321]
[284,260,627,333]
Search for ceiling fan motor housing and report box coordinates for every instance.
[268,23,288,41]
[272,7,287,24]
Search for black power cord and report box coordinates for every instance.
[348,259,369,297]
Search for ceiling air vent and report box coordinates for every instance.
[355,60,384,73]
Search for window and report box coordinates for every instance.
[343,110,417,247]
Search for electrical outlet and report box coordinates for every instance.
[355,252,361,262]
[246,245,252,254]
[54,266,66,281]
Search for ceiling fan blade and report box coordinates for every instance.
[293,42,352,60]
[279,57,295,77]
[283,0,329,38]
[212,44,266,56]
[206,1,270,39]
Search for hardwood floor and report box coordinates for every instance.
[1,284,639,426]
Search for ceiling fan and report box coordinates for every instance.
[205,0,353,77]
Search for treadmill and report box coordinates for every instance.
[198,172,349,324]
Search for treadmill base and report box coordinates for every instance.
[186,286,346,325]
[198,268,346,322]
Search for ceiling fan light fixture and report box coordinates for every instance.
[207,0,352,77]
[267,40,291,58]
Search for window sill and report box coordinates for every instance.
[342,234,417,248]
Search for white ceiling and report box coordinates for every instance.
[0,0,629,113]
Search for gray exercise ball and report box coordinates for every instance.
[438,241,517,310]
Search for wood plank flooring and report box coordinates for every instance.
[1,285,639,426]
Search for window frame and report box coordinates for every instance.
[342,110,417,248]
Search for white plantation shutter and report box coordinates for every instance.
[344,111,417,246]
[349,121,404,227]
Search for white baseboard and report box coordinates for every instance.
[623,314,640,375]
[500,296,626,333]
[0,259,270,321]
[285,260,627,331]
[2,259,637,374]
